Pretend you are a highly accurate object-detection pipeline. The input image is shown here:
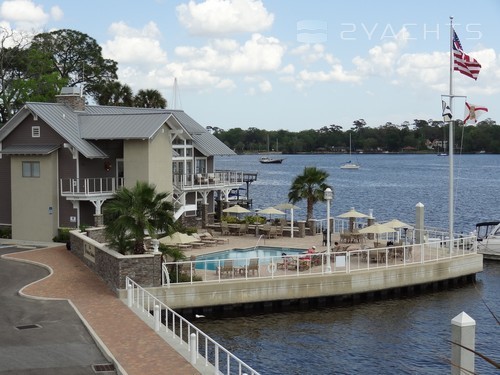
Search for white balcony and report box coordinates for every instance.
[60,177,123,200]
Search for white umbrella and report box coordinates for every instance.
[159,232,197,246]
[222,204,251,214]
[274,203,300,238]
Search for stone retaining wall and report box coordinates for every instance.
[70,230,162,293]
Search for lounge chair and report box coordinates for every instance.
[202,231,229,245]
[195,232,216,246]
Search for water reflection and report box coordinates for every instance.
[193,261,500,374]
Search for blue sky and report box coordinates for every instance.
[1,0,499,131]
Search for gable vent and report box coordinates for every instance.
[32,126,40,138]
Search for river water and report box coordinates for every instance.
[192,154,500,374]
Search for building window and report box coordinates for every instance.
[22,161,40,177]
[32,126,40,138]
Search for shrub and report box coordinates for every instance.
[52,227,71,243]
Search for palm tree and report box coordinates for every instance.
[104,181,175,254]
[288,167,332,222]
[134,89,167,108]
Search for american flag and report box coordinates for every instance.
[453,29,481,80]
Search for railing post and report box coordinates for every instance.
[190,333,197,365]
[127,280,133,307]
[154,305,160,331]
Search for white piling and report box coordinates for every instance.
[154,305,160,331]
[415,202,425,244]
[190,333,197,365]
[451,311,475,375]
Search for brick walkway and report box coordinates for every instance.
[5,246,200,375]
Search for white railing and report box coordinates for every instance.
[173,171,246,190]
[126,277,260,375]
[60,177,123,197]
[162,236,477,285]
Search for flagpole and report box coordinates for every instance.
[448,16,454,252]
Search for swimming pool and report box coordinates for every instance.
[194,246,306,270]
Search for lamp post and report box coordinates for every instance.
[325,187,333,273]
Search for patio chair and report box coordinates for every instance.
[237,223,248,236]
[245,258,259,276]
[202,231,229,245]
[275,225,283,238]
[267,225,277,239]
[220,259,235,277]
[195,232,217,246]
[220,221,230,236]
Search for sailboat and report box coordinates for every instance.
[340,133,360,169]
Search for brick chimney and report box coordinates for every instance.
[55,87,85,111]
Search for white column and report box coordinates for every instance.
[451,312,475,375]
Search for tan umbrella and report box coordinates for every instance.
[257,207,286,216]
[274,203,300,238]
[358,223,397,243]
[383,219,413,229]
[257,207,286,222]
[222,204,251,214]
[338,207,369,232]
[159,232,197,246]
[337,207,369,218]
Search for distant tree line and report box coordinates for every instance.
[0,28,167,125]
[208,118,500,154]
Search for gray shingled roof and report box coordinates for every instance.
[0,100,235,158]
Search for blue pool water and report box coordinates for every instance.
[194,246,305,270]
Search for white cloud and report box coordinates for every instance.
[0,0,60,29]
[175,33,286,74]
[352,27,410,77]
[50,6,63,21]
[176,0,274,35]
[258,79,272,92]
[102,21,168,66]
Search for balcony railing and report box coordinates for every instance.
[173,170,251,190]
[60,177,123,197]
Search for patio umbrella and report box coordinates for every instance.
[257,207,286,221]
[337,207,369,232]
[383,219,413,229]
[383,219,414,243]
[274,203,300,238]
[222,204,251,214]
[159,232,197,246]
[358,223,397,243]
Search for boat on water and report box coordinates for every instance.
[259,156,284,164]
[340,161,360,169]
[340,133,360,169]
[475,221,500,259]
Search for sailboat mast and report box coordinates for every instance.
[448,16,455,250]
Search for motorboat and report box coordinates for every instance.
[259,157,284,164]
[340,161,360,170]
[475,221,500,259]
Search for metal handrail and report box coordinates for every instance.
[126,277,260,375]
